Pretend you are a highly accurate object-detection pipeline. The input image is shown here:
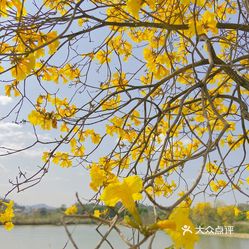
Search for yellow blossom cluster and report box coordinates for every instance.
[0,200,15,231]
[28,110,58,130]
[109,36,132,62]
[89,159,117,191]
[65,204,78,216]
[44,0,75,15]
[206,162,222,175]
[36,63,80,84]
[93,209,108,218]
[28,95,77,131]
[146,176,176,197]
[5,81,20,97]
[0,0,26,17]
[52,152,72,168]
[210,179,227,192]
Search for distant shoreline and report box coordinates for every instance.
[202,233,249,239]
[13,221,93,226]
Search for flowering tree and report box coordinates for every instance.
[1,0,249,248]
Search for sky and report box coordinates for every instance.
[0,98,92,207]
[0,94,248,208]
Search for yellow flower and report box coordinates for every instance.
[0,0,8,17]
[234,207,240,217]
[195,114,205,123]
[11,54,36,81]
[111,72,128,90]
[188,11,218,36]
[206,162,222,175]
[93,209,108,218]
[45,31,60,55]
[0,200,15,231]
[246,176,249,185]
[52,152,72,168]
[165,206,199,249]
[4,81,20,97]
[246,211,249,220]
[210,180,226,192]
[0,0,27,17]
[64,205,78,216]
[60,122,69,132]
[101,95,121,110]
[93,210,101,218]
[4,222,14,231]
[127,0,143,18]
[85,129,101,144]
[42,152,50,162]
[28,110,58,130]
[96,50,111,64]
[100,175,143,224]
[156,220,176,230]
[89,164,106,191]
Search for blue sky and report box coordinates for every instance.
[0,101,91,207]
[0,96,248,207]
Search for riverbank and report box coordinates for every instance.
[12,202,249,235]
[203,232,249,239]
[13,212,94,226]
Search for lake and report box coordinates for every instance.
[0,225,248,249]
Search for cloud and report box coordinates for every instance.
[0,95,12,106]
[0,122,34,153]
[0,122,21,131]
[0,122,52,159]
[0,122,25,143]
[0,122,52,142]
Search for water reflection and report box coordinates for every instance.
[0,225,248,249]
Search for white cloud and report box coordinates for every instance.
[0,122,52,159]
[0,122,21,131]
[0,122,25,143]
[0,122,34,154]
[0,95,12,106]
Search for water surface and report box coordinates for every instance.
[0,225,248,249]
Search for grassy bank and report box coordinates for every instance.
[13,212,93,226]
[12,202,249,235]
[203,232,249,239]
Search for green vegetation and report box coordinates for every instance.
[13,202,249,234]
[14,211,62,226]
[190,203,249,233]
[13,205,93,225]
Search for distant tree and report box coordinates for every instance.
[191,203,219,227]
[39,207,48,216]
[0,0,249,248]
[60,204,67,212]
[217,205,236,226]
